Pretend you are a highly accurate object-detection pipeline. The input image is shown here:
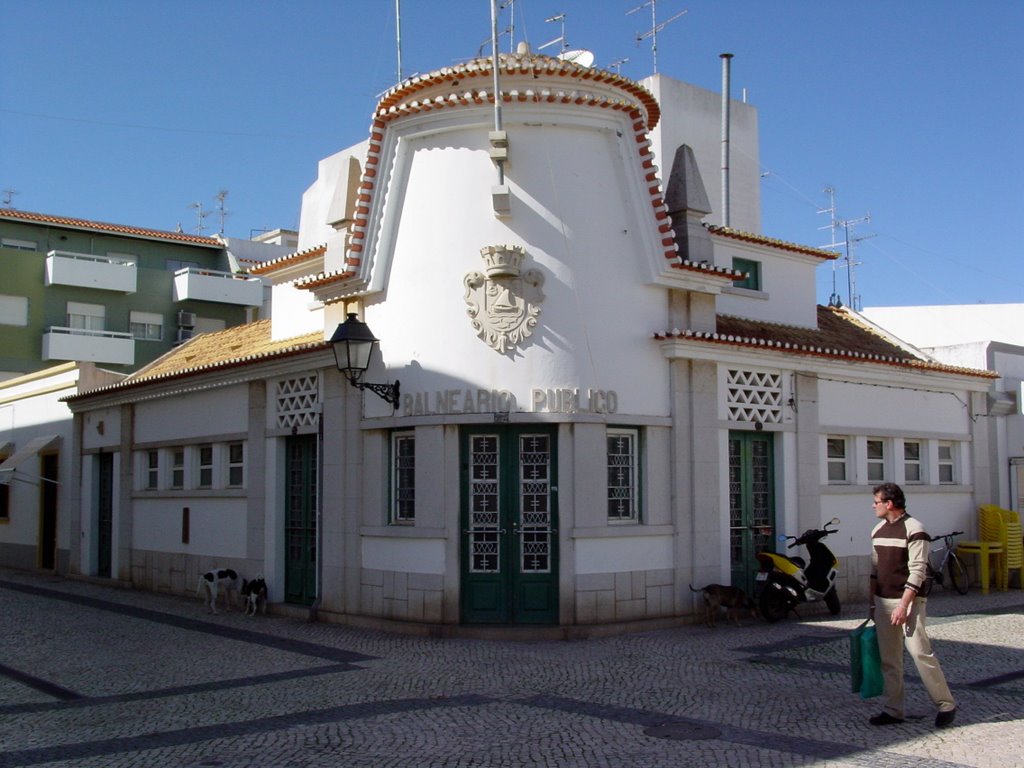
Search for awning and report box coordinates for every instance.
[0,435,61,485]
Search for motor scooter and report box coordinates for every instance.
[755,518,841,622]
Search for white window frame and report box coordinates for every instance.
[145,450,159,490]
[170,447,185,489]
[903,439,923,484]
[0,295,29,327]
[197,444,214,488]
[826,436,850,484]
[2,237,37,251]
[227,442,245,488]
[937,441,956,485]
[391,432,415,524]
[130,310,163,341]
[607,427,639,523]
[866,438,886,484]
[67,301,105,331]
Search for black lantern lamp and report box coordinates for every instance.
[329,313,400,408]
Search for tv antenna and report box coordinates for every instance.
[189,201,210,235]
[608,57,630,73]
[1,188,16,208]
[214,189,230,235]
[539,13,569,53]
[819,186,873,310]
[478,0,517,56]
[628,1,687,74]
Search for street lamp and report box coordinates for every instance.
[329,313,400,408]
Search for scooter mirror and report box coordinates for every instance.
[777,534,787,542]
[829,517,840,526]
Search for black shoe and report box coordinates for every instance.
[935,708,957,728]
[869,712,905,726]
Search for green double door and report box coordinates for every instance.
[461,427,559,624]
[728,431,776,594]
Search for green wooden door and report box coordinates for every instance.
[728,431,775,594]
[461,427,559,624]
[284,434,317,605]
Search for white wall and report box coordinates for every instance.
[644,74,761,233]
[862,304,1024,348]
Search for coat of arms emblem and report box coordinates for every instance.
[464,245,545,354]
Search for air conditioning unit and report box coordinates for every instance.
[175,328,195,344]
[176,311,196,328]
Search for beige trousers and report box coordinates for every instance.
[874,596,955,718]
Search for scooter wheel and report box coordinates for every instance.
[759,584,790,623]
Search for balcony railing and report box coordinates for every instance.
[45,250,137,293]
[173,267,264,306]
[42,326,135,365]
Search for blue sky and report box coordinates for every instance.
[2,0,1021,308]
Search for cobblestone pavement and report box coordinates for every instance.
[1,569,1022,768]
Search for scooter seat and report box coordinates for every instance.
[789,556,806,568]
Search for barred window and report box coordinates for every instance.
[607,428,639,523]
[392,432,415,523]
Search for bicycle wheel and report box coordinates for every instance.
[947,553,969,595]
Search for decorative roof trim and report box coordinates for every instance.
[708,225,838,261]
[248,244,327,275]
[0,208,221,247]
[654,318,997,380]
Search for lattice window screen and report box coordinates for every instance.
[276,375,320,429]
[726,369,782,424]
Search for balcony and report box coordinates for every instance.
[42,327,135,366]
[173,267,264,306]
[45,250,137,293]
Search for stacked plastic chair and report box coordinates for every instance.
[981,504,1023,590]
[956,506,1005,594]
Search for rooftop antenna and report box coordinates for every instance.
[395,0,403,82]
[609,57,629,73]
[628,0,687,74]
[214,189,230,235]
[1,188,16,208]
[539,13,568,53]
[189,201,210,235]
[818,187,872,309]
[477,0,516,56]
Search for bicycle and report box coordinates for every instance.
[927,530,969,595]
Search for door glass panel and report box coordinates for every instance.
[519,433,551,574]
[728,438,743,566]
[469,434,500,573]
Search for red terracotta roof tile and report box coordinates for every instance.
[655,306,997,379]
[0,208,221,247]
[708,226,838,261]
[247,244,327,275]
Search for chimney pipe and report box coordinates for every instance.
[720,53,733,228]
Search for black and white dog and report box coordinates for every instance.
[196,568,240,614]
[240,573,268,616]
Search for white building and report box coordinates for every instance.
[862,304,1024,514]
[59,50,996,633]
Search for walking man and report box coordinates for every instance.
[869,482,957,728]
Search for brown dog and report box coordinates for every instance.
[689,584,758,627]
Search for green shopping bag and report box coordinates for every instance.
[850,619,884,699]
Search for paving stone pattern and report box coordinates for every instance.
[1,570,1022,767]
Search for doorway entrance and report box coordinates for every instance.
[728,431,775,594]
[39,453,58,570]
[460,426,559,624]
